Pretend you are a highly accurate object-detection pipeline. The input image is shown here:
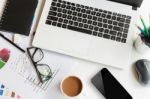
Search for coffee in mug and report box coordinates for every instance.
[60,76,83,98]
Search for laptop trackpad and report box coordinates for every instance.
[60,36,90,56]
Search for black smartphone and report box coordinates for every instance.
[91,68,132,99]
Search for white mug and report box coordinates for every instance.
[60,76,84,99]
[134,36,150,54]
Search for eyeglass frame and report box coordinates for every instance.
[27,47,52,83]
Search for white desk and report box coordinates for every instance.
[62,0,150,99]
[1,0,150,99]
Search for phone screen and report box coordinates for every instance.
[91,68,132,99]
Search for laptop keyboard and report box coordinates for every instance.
[46,0,132,43]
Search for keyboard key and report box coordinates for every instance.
[127,16,131,19]
[106,15,111,19]
[126,19,131,24]
[99,28,104,32]
[94,27,99,31]
[99,9,103,12]
[103,19,107,23]
[72,17,77,21]
[51,2,56,6]
[93,16,97,20]
[62,14,67,18]
[93,31,98,36]
[116,37,121,42]
[49,11,57,16]
[57,13,62,17]
[50,7,57,11]
[88,20,92,24]
[118,22,124,27]
[62,9,67,13]
[113,26,122,31]
[64,19,68,24]
[111,36,116,40]
[62,24,67,28]
[93,21,97,25]
[56,3,61,7]
[67,10,72,14]
[76,8,81,12]
[77,13,82,17]
[108,25,113,29]
[68,25,92,34]
[98,23,102,27]
[88,15,92,19]
[103,10,107,13]
[98,33,103,37]
[102,14,106,18]
[52,21,57,26]
[58,18,63,22]
[117,17,125,22]
[112,16,116,20]
[57,23,62,27]
[79,23,83,27]
[89,25,93,30]
[72,12,77,16]
[103,34,110,39]
[121,39,126,43]
[98,18,102,22]
[124,29,128,33]
[67,15,72,19]
[83,14,87,18]
[122,34,127,38]
[104,29,109,33]
[71,7,76,10]
[108,20,112,24]
[57,8,62,12]
[96,13,101,17]
[81,9,86,13]
[103,24,107,28]
[61,4,66,8]
[83,19,87,23]
[125,24,129,28]
[74,22,78,26]
[84,24,88,28]
[69,20,73,25]
[117,32,122,37]
[47,16,58,21]
[91,11,96,15]
[86,10,91,14]
[46,20,52,25]
[77,18,82,22]
[113,21,117,25]
[109,30,117,35]
[66,6,71,9]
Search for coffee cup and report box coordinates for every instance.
[60,76,83,99]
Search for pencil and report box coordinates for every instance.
[140,16,150,37]
[0,33,25,53]
[135,24,146,36]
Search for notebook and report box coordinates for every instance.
[0,0,38,36]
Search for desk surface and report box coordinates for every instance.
[1,0,150,99]
[63,0,150,99]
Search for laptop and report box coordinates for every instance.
[33,0,143,69]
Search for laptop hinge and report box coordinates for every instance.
[132,6,137,10]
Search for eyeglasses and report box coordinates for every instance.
[27,47,52,83]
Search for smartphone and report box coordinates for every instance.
[91,68,132,99]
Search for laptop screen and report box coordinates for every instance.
[108,0,143,7]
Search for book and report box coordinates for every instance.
[0,0,38,36]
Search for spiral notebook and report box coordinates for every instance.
[0,0,38,36]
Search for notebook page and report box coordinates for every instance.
[0,0,7,19]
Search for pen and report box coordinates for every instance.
[140,16,150,37]
[0,33,25,53]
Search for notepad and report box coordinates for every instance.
[0,0,38,36]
